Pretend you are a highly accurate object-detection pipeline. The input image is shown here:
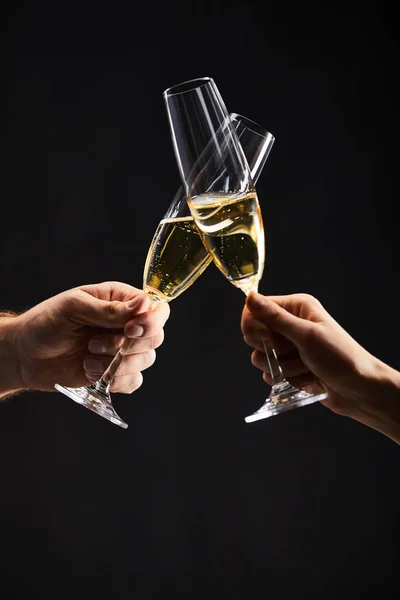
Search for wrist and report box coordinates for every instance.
[355,357,400,444]
[0,314,25,399]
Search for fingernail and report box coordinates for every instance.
[84,357,103,373]
[127,324,144,338]
[88,339,107,354]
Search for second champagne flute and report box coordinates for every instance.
[164,77,328,422]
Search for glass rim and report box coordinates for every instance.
[163,77,214,97]
[231,113,275,141]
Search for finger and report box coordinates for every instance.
[125,302,170,339]
[241,306,300,357]
[63,288,151,330]
[88,330,164,356]
[84,350,156,380]
[248,292,326,322]
[111,372,144,394]
[251,350,308,378]
[85,369,145,394]
[88,333,125,355]
[246,293,311,342]
[241,307,273,340]
[80,281,147,303]
[243,335,266,352]
[243,331,298,356]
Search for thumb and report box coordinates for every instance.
[65,289,151,329]
[246,292,308,342]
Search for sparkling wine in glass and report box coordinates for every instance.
[54,112,274,428]
[144,113,274,304]
[164,77,328,422]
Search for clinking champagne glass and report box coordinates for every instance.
[164,77,328,422]
[144,113,274,303]
[54,112,275,428]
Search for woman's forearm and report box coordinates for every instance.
[354,359,400,445]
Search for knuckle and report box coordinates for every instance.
[244,322,258,336]
[243,335,255,347]
[268,308,283,325]
[130,372,143,393]
[153,329,165,349]
[297,292,314,303]
[241,320,251,335]
[143,349,156,368]
[161,302,171,320]
[244,336,264,350]
[297,293,321,309]
[112,372,143,394]
[61,291,83,315]
[107,300,120,318]
[243,314,262,332]
[263,371,272,383]
[251,350,263,369]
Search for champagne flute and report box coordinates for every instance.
[54,112,275,428]
[164,77,328,422]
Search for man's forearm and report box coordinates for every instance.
[0,313,24,400]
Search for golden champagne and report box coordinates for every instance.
[188,191,265,295]
[143,217,211,303]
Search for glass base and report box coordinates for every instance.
[245,381,328,423]
[54,383,128,429]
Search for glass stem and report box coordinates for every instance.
[92,294,162,396]
[246,287,285,388]
[94,337,134,395]
[261,341,285,386]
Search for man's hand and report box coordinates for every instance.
[3,281,170,396]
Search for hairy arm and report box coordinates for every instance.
[0,312,24,400]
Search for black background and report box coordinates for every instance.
[1,1,399,598]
